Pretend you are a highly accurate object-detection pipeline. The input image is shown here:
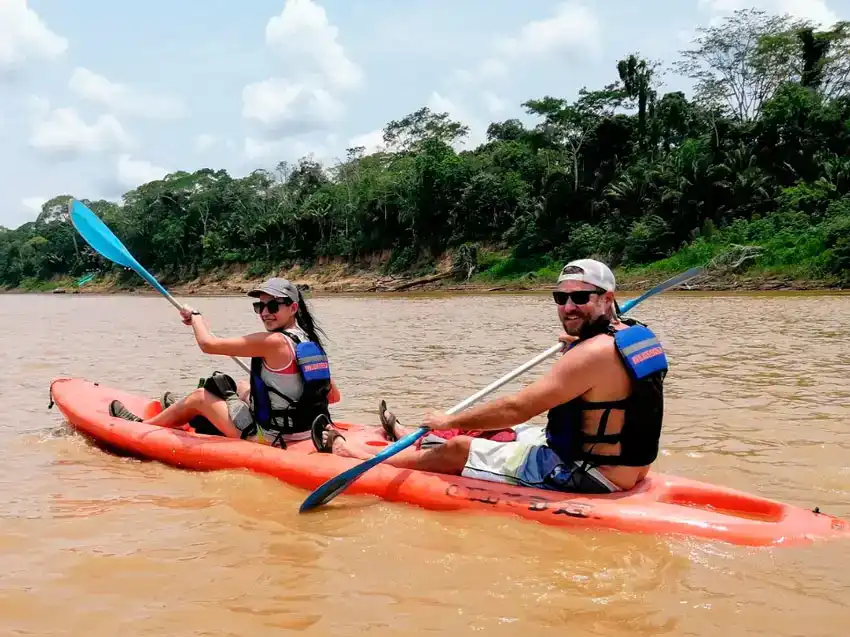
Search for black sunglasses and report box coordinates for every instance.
[552,290,603,306]
[252,297,293,314]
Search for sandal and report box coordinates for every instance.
[379,399,400,441]
[311,415,345,453]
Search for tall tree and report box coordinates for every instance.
[676,8,809,120]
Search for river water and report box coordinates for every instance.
[2,291,848,636]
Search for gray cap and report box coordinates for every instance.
[247,277,300,301]
[557,259,616,291]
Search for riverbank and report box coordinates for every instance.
[3,256,846,296]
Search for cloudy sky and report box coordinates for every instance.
[1,0,845,229]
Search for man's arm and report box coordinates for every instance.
[428,338,611,432]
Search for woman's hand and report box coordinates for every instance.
[179,305,198,326]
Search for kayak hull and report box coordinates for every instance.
[48,377,850,547]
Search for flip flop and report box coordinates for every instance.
[311,415,345,453]
[379,399,400,442]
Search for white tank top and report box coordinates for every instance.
[260,324,309,410]
[252,324,314,445]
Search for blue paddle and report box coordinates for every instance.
[68,199,250,373]
[298,264,705,513]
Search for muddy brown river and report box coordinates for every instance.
[2,290,848,636]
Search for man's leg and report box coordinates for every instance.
[326,419,621,494]
[326,425,472,474]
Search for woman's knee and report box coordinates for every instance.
[187,387,217,405]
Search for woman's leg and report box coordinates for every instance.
[111,388,242,438]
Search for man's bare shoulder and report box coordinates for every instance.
[559,333,619,372]
[566,332,617,355]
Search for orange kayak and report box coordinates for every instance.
[48,377,849,547]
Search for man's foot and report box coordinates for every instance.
[109,400,143,422]
[379,399,405,441]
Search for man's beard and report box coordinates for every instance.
[565,314,611,340]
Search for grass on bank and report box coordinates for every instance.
[471,205,850,287]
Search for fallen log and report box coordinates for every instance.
[388,270,457,291]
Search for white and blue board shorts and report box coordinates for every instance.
[460,425,621,494]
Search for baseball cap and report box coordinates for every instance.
[556,259,616,291]
[247,277,300,301]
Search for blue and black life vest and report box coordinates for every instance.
[244,329,333,448]
[545,317,667,467]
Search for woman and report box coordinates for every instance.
[109,277,341,448]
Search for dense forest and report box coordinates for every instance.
[2,9,849,290]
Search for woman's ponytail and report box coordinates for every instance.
[295,289,327,351]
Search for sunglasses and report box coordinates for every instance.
[552,290,602,306]
[252,297,293,314]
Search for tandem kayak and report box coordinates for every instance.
[48,377,849,548]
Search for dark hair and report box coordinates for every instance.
[294,290,327,351]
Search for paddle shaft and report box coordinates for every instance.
[446,343,563,416]
[160,288,251,374]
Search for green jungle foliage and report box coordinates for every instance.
[3,10,849,288]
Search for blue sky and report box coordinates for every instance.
[1,0,846,229]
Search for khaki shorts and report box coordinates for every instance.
[226,396,312,446]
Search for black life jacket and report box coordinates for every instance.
[242,329,333,448]
[545,317,667,467]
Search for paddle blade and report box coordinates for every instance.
[619,266,703,314]
[69,200,138,269]
[69,199,171,299]
[299,427,429,512]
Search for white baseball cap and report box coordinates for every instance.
[557,259,616,291]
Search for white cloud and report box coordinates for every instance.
[427,91,485,148]
[242,78,344,135]
[242,0,361,157]
[456,2,601,85]
[0,0,67,72]
[244,137,289,162]
[698,0,839,27]
[347,128,386,155]
[69,67,186,119]
[116,154,169,189]
[265,0,362,90]
[195,133,216,152]
[494,2,601,59]
[22,196,48,213]
[244,133,337,163]
[28,96,132,157]
[482,91,507,114]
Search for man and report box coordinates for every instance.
[315,258,668,494]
